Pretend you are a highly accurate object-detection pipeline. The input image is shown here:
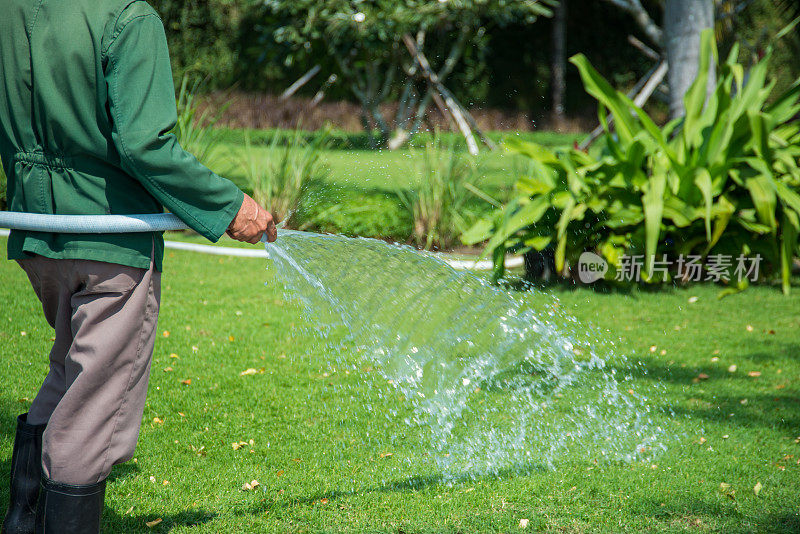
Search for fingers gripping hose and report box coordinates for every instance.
[0,212,189,233]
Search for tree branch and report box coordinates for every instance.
[602,0,663,46]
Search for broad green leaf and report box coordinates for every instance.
[682,30,717,143]
[504,138,560,165]
[662,196,698,228]
[776,15,800,41]
[748,110,772,164]
[555,234,567,273]
[735,215,773,235]
[642,170,667,275]
[780,210,799,294]
[570,54,639,144]
[461,217,494,245]
[524,235,552,251]
[775,180,800,216]
[483,195,549,253]
[708,195,736,251]
[516,176,555,196]
[551,190,572,209]
[766,78,800,125]
[694,168,714,240]
[745,175,777,231]
[556,196,577,239]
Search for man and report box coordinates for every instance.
[0,0,277,532]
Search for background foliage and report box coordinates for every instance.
[465,30,800,292]
[149,0,800,121]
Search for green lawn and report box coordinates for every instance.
[2,235,800,532]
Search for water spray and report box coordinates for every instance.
[0,211,667,481]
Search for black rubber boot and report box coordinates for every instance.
[34,477,106,534]
[2,414,46,534]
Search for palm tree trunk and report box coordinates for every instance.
[663,0,715,119]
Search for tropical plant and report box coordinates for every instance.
[399,134,487,250]
[465,28,800,293]
[238,128,330,226]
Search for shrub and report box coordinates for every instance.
[465,30,800,293]
[399,134,486,250]
[237,128,330,227]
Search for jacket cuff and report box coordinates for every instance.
[204,188,244,243]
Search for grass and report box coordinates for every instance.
[2,236,800,533]
[199,128,574,242]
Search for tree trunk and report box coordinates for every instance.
[550,0,567,130]
[663,0,715,119]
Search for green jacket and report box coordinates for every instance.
[0,0,243,271]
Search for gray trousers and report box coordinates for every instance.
[16,252,161,485]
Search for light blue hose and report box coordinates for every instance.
[0,212,189,233]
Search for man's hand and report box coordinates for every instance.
[226,193,277,244]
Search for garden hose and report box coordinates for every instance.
[0,212,190,233]
[0,211,521,270]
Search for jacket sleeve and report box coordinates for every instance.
[103,7,243,242]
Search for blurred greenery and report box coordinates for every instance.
[148,0,800,122]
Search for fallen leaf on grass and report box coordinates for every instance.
[748,371,761,378]
[169,353,179,359]
[379,452,393,459]
[181,379,192,385]
[320,498,329,504]
[145,518,162,528]
[719,482,735,499]
[152,417,163,424]
[163,367,173,372]
[232,441,249,450]
[241,480,260,491]
[754,482,763,496]
[162,331,170,337]
[240,368,265,376]
[698,373,710,380]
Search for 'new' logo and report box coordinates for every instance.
[578,252,608,283]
